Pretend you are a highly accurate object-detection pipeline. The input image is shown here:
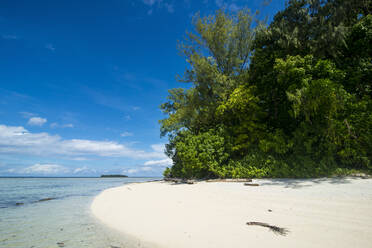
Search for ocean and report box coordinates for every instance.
[0,177,156,248]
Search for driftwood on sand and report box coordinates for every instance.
[164,178,253,184]
[246,222,289,236]
[164,178,196,184]
[206,178,252,182]
[244,183,259,186]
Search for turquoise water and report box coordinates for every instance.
[0,177,157,248]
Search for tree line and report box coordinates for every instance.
[160,0,372,178]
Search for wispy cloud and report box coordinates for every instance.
[141,0,175,14]
[0,124,166,159]
[164,3,174,13]
[50,122,74,128]
[144,158,172,167]
[150,143,166,153]
[22,163,69,174]
[215,0,242,12]
[19,111,36,118]
[71,157,89,161]
[116,144,170,176]
[120,131,133,137]
[28,117,47,126]
[0,89,32,105]
[124,166,154,175]
[73,166,96,174]
[143,0,157,5]
[2,34,18,40]
[63,123,74,128]
[45,43,55,51]
[83,87,129,112]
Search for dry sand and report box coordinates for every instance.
[91,178,372,248]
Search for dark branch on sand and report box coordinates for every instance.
[246,222,289,236]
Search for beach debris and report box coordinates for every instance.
[57,242,65,247]
[246,222,289,236]
[268,209,272,212]
[110,245,121,248]
[206,178,252,182]
[15,202,24,206]
[350,173,371,179]
[244,183,259,186]
[37,197,56,202]
[164,178,177,182]
[165,178,196,184]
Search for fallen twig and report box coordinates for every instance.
[164,178,196,184]
[206,178,252,182]
[246,222,289,236]
[244,183,259,186]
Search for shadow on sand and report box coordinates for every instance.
[163,177,366,189]
[259,177,354,189]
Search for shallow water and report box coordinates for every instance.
[0,177,157,248]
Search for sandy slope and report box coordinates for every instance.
[91,178,372,248]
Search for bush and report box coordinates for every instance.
[167,129,230,179]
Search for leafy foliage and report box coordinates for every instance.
[161,1,372,179]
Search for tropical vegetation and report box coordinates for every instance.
[160,0,372,178]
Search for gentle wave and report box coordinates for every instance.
[0,177,157,248]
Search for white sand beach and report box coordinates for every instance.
[91,178,372,248]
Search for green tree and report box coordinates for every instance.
[160,2,372,179]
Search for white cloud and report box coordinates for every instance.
[63,123,74,128]
[141,0,175,14]
[127,168,139,174]
[151,143,165,153]
[215,0,241,12]
[73,166,87,174]
[144,158,172,167]
[71,157,89,161]
[22,164,69,174]
[50,122,74,128]
[73,166,96,174]
[120,131,133,137]
[141,166,153,171]
[125,166,154,174]
[0,124,166,159]
[46,43,55,51]
[28,117,47,126]
[19,112,35,118]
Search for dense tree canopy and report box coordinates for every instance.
[160,0,372,179]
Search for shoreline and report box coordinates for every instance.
[91,178,372,248]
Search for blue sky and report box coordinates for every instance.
[0,0,285,177]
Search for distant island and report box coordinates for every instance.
[100,174,128,178]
